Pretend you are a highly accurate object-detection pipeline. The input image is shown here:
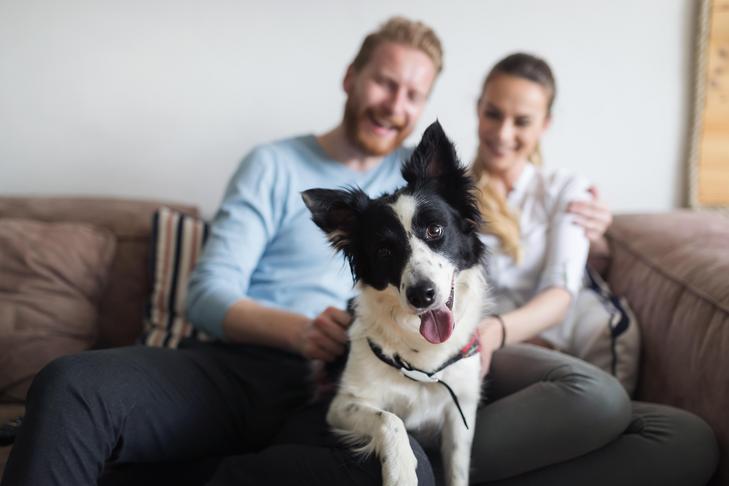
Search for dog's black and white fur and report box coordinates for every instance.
[302,121,488,486]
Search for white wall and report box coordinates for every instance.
[0,0,696,217]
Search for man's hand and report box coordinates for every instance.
[295,307,352,362]
[567,186,613,243]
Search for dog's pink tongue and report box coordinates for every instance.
[419,305,454,344]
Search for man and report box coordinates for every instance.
[185,17,442,364]
[2,17,618,486]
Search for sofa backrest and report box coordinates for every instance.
[0,196,198,348]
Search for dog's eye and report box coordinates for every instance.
[376,247,392,259]
[425,224,444,240]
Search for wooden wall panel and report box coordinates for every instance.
[697,0,729,206]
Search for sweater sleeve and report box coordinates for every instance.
[186,146,287,338]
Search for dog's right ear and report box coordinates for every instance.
[301,187,369,254]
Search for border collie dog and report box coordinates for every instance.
[302,121,487,486]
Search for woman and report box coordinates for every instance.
[469,53,718,485]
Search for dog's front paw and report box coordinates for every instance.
[381,447,418,486]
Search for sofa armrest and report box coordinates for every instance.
[606,211,729,484]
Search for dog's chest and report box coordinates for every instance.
[388,381,451,430]
[346,346,479,430]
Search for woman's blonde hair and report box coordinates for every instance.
[472,53,556,263]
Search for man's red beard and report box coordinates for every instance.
[343,97,412,157]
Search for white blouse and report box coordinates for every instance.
[479,163,591,325]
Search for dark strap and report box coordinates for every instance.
[584,265,632,375]
[366,335,480,429]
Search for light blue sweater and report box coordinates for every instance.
[186,135,411,339]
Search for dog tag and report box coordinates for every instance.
[400,368,438,383]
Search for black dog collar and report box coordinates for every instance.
[366,333,480,429]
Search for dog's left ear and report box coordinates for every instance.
[402,120,482,231]
[401,120,459,185]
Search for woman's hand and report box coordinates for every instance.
[294,306,352,362]
[567,185,613,244]
[477,316,505,379]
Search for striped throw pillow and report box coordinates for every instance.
[142,207,213,347]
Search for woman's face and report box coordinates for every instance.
[476,73,552,178]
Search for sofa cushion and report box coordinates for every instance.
[608,211,729,404]
[0,197,200,348]
[142,207,213,348]
[0,219,116,402]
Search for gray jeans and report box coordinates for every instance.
[467,344,718,485]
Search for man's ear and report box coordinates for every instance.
[301,187,369,253]
[342,65,356,95]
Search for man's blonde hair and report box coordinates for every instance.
[351,16,443,74]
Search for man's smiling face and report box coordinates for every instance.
[342,41,437,157]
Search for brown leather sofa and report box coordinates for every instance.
[0,197,727,484]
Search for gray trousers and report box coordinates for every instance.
[468,344,718,485]
[0,342,718,486]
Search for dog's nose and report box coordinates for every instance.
[406,281,436,309]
